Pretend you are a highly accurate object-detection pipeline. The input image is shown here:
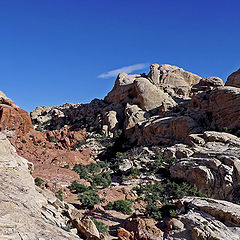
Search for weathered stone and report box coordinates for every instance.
[135,115,200,145]
[0,132,81,239]
[225,68,240,88]
[191,77,224,93]
[157,64,201,86]
[122,217,164,240]
[189,86,240,130]
[148,63,160,85]
[105,73,176,111]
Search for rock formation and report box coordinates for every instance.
[2,64,240,239]
[0,132,81,239]
[225,68,240,88]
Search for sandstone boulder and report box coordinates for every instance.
[132,77,176,111]
[225,68,240,88]
[189,86,240,131]
[105,73,176,111]
[178,197,240,240]
[170,131,240,200]
[191,76,224,93]
[157,64,201,86]
[135,115,200,145]
[0,96,34,136]
[121,217,164,240]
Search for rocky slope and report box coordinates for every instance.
[1,63,240,239]
[0,132,81,239]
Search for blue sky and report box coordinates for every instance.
[0,0,239,112]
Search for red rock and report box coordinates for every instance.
[0,96,94,196]
[117,227,134,240]
[0,102,33,136]
[122,217,163,240]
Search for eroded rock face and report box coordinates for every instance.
[31,99,107,132]
[0,96,34,136]
[134,115,200,145]
[225,68,240,88]
[179,197,240,240]
[121,217,164,240]
[133,77,176,111]
[0,94,94,193]
[189,86,240,131]
[0,132,81,240]
[191,76,224,94]
[105,74,176,111]
[170,131,240,200]
[3,64,240,239]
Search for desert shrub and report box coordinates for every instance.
[92,172,112,188]
[129,168,140,178]
[152,150,177,174]
[35,177,44,187]
[165,181,206,199]
[91,217,109,234]
[105,200,132,215]
[62,164,69,169]
[78,190,100,209]
[73,164,90,180]
[55,189,63,201]
[134,180,207,220]
[69,181,89,193]
[73,162,111,189]
[146,204,162,220]
[72,140,86,149]
[146,202,176,220]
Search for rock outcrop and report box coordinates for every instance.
[0,95,34,136]
[0,93,94,193]
[169,131,240,200]
[0,132,81,239]
[225,68,240,88]
[119,217,164,240]
[178,197,240,240]
[105,73,176,111]
[189,86,240,131]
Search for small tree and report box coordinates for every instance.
[35,177,44,187]
[78,191,100,209]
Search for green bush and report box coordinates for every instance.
[78,191,100,209]
[134,180,207,221]
[72,140,86,149]
[35,177,44,187]
[73,164,90,180]
[92,172,112,188]
[105,200,132,215]
[129,168,140,178]
[152,150,177,174]
[73,162,111,189]
[146,204,162,220]
[55,189,63,201]
[146,202,176,220]
[91,217,109,234]
[69,181,89,193]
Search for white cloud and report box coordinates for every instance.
[98,63,149,79]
